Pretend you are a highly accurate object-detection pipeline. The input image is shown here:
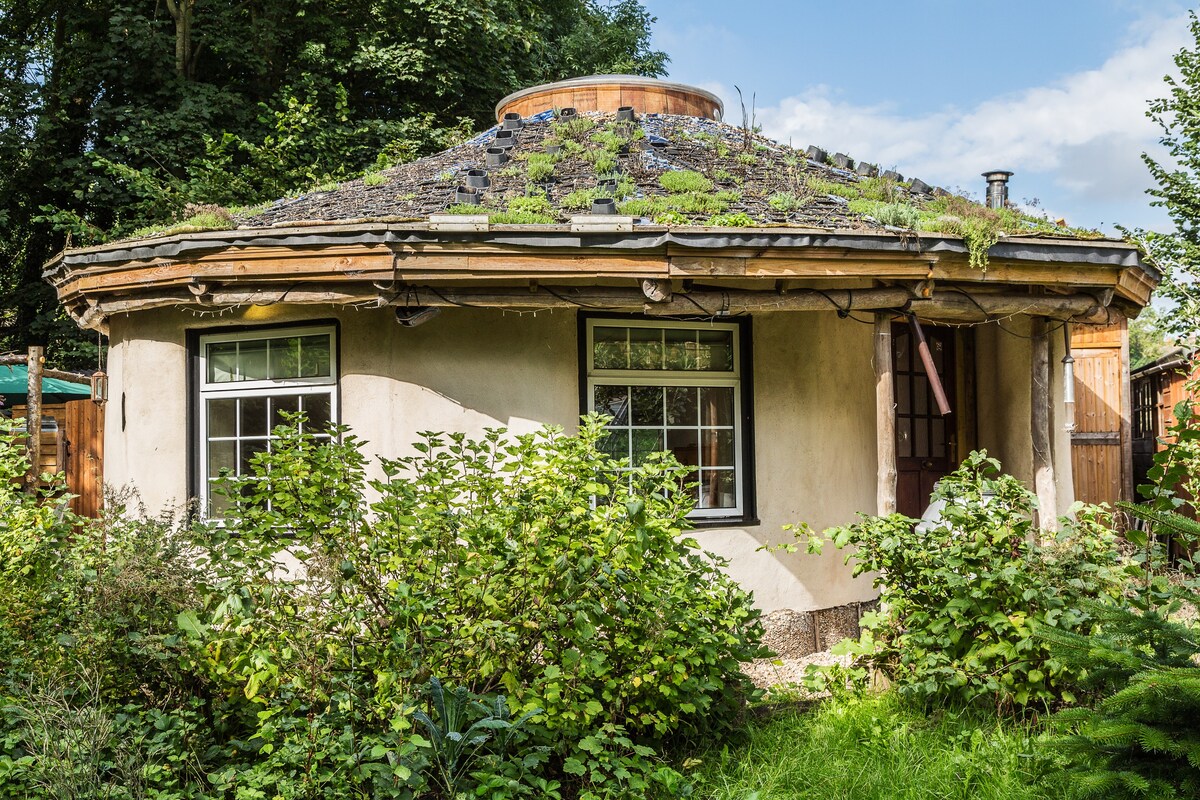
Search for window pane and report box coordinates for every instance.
[302,393,332,430]
[702,429,736,467]
[592,326,628,369]
[665,386,698,426]
[932,418,946,458]
[896,374,911,414]
[208,482,231,517]
[696,329,734,371]
[700,387,734,426]
[598,430,629,460]
[240,439,268,475]
[897,417,912,458]
[699,470,736,508]
[666,428,699,467]
[240,396,269,437]
[679,470,700,504]
[208,342,238,383]
[931,337,945,371]
[915,418,930,459]
[300,335,332,378]
[270,395,300,430]
[628,328,663,369]
[894,332,910,372]
[239,340,269,381]
[631,429,663,465]
[269,337,302,380]
[914,376,928,415]
[594,385,630,424]
[207,440,236,477]
[664,328,697,370]
[207,398,236,438]
[630,386,663,426]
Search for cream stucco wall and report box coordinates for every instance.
[105,304,1076,613]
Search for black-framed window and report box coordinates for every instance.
[581,314,755,523]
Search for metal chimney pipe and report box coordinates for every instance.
[982,170,1013,209]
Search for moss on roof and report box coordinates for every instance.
[217,111,1104,266]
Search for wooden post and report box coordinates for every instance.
[1031,319,1058,531]
[1118,318,1134,502]
[875,314,898,516]
[25,345,43,493]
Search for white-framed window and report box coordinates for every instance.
[584,317,748,520]
[197,325,338,516]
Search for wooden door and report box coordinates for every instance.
[894,323,956,518]
[1070,320,1129,506]
[65,399,104,517]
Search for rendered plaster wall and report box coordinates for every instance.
[974,319,1076,519]
[105,305,1060,613]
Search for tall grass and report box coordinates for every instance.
[691,691,1053,800]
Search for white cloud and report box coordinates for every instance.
[744,15,1188,229]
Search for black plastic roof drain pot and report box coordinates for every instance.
[649,140,668,151]
[466,169,490,189]
[502,112,523,130]
[882,170,904,183]
[485,148,508,167]
[591,198,617,215]
[806,146,827,164]
[494,129,517,149]
[832,153,853,170]
[856,162,879,178]
[545,143,563,155]
[558,107,577,119]
[909,178,932,194]
[597,178,617,195]
[454,186,481,205]
[616,106,635,122]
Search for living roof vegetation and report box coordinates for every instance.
[197,111,1108,260]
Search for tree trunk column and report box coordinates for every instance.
[1031,318,1058,531]
[875,314,897,516]
[24,345,43,493]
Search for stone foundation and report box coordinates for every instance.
[759,599,878,658]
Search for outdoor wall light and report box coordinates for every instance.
[1062,325,1076,432]
[90,370,108,405]
[394,306,441,327]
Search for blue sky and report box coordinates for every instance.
[641,0,1192,233]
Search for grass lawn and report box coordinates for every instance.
[689,691,1055,800]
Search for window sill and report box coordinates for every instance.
[688,516,760,530]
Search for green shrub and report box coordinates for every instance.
[659,170,712,194]
[870,202,922,228]
[802,451,1124,710]
[192,417,765,795]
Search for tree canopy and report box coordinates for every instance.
[1140,11,1200,345]
[0,0,667,367]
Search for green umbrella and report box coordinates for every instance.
[0,364,92,407]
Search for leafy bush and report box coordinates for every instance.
[189,416,765,796]
[802,451,1124,710]
[0,416,765,798]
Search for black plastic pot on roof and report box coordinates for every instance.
[806,146,827,164]
[502,112,523,130]
[485,148,508,167]
[591,198,617,214]
[466,169,490,189]
[454,186,481,205]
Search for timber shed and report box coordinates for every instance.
[45,75,1157,619]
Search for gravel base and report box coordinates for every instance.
[743,650,852,692]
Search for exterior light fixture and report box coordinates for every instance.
[90,370,109,405]
[394,306,441,327]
